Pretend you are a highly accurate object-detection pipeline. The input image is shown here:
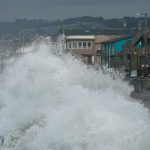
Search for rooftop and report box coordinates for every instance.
[99,35,132,44]
[65,35,95,40]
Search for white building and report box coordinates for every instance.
[66,35,116,65]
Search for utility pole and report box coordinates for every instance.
[62,28,66,53]
[136,13,148,76]
[0,46,4,73]
[0,41,1,73]
[144,13,148,76]
[22,35,25,53]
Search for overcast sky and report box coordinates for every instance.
[0,0,150,21]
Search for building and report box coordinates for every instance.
[123,31,150,77]
[66,35,95,64]
[65,35,116,65]
[100,35,133,68]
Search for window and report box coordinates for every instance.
[111,44,115,55]
[78,42,82,49]
[101,44,104,50]
[67,41,92,49]
[83,42,87,49]
[92,56,94,64]
[88,42,92,48]
[72,41,77,49]
[67,41,71,49]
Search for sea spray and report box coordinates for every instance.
[0,38,150,150]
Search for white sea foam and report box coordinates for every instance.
[0,39,150,150]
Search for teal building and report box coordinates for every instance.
[100,36,133,68]
[124,31,150,77]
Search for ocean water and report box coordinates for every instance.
[0,39,150,150]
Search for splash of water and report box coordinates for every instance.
[0,39,150,150]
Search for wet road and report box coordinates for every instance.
[131,90,150,110]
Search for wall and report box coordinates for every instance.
[114,38,132,53]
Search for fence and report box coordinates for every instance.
[126,77,150,93]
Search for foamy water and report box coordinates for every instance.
[0,39,150,150]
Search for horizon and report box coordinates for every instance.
[0,15,149,23]
[0,0,150,21]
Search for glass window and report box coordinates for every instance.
[72,41,77,49]
[78,42,82,49]
[111,44,115,55]
[67,41,71,49]
[92,56,94,64]
[83,42,87,49]
[88,42,92,48]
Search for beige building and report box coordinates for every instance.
[65,35,118,65]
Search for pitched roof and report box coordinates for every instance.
[100,35,132,44]
[130,32,143,47]
[66,35,95,40]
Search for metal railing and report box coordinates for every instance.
[126,77,150,93]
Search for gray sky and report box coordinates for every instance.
[0,0,150,21]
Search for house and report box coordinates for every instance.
[100,35,133,68]
[123,31,150,77]
[65,35,116,65]
[66,35,95,64]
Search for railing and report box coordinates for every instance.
[126,77,150,93]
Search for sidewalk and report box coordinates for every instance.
[131,90,150,109]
